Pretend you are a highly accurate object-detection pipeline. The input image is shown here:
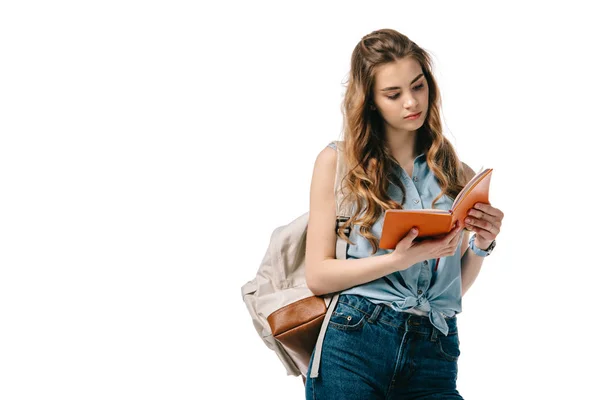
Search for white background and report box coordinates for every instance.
[1,1,598,399]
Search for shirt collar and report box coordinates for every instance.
[390,153,426,179]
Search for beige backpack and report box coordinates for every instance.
[241,140,352,379]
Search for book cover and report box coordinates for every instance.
[379,168,493,250]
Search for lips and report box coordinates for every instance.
[405,112,421,119]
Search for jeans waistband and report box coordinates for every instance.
[337,294,458,336]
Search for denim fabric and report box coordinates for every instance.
[305,294,463,399]
[326,141,465,336]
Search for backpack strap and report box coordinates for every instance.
[333,140,351,259]
[309,293,340,378]
[309,140,349,379]
[332,140,352,219]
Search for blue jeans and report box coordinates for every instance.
[305,294,464,399]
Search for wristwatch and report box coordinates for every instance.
[468,234,496,257]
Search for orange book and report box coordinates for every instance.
[379,168,493,250]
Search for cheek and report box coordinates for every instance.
[417,90,429,108]
[376,104,397,121]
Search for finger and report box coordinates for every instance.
[431,224,458,241]
[452,223,462,237]
[468,227,494,242]
[443,245,457,257]
[437,227,455,243]
[399,228,419,246]
[464,217,500,236]
[449,224,461,238]
[473,202,502,218]
[466,208,498,226]
[464,222,497,241]
[454,227,464,240]
[450,231,462,246]
[443,227,461,246]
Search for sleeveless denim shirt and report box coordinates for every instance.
[328,141,464,336]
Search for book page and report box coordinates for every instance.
[451,167,488,210]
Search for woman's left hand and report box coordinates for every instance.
[464,202,504,248]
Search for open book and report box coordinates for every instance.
[379,168,493,250]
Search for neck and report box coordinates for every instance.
[385,128,420,166]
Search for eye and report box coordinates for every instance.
[386,83,425,100]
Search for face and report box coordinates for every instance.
[371,57,429,133]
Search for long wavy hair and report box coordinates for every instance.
[337,29,470,255]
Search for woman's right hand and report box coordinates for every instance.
[392,223,463,269]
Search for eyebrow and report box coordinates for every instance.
[380,73,424,92]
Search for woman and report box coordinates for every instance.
[304,29,504,399]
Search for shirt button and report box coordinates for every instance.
[413,176,418,182]
[413,199,420,204]
[424,260,428,265]
[417,289,423,295]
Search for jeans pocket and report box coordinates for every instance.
[328,302,367,331]
[436,332,461,362]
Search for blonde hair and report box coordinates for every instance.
[337,29,470,255]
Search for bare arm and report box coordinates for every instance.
[305,146,408,296]
[460,246,485,296]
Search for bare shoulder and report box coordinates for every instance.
[315,145,337,173]
[310,145,338,191]
[305,145,339,270]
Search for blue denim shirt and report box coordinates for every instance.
[328,141,464,336]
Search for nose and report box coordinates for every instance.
[404,96,417,108]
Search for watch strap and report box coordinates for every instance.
[468,234,495,257]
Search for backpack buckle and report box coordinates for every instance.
[336,216,351,236]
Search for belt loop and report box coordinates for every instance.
[368,304,383,323]
[430,326,439,342]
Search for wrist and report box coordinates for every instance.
[473,236,493,250]
[387,251,411,272]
